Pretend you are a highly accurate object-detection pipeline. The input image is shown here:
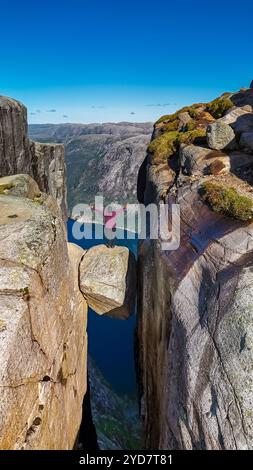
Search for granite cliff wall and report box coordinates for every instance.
[137,85,253,449]
[0,96,86,449]
[0,175,87,449]
[0,97,67,219]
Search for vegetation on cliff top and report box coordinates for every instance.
[206,94,234,119]
[148,128,206,162]
[156,103,203,125]
[149,93,233,164]
[202,181,253,221]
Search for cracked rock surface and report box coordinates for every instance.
[137,84,253,449]
[0,182,87,449]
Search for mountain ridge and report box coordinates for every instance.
[29,122,153,210]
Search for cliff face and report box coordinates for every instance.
[0,97,67,219]
[0,96,88,449]
[138,85,253,449]
[0,176,87,449]
[0,95,139,449]
[29,122,152,208]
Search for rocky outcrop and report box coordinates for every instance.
[137,83,253,449]
[80,245,136,319]
[239,132,253,153]
[206,121,236,150]
[88,357,141,450]
[0,177,87,449]
[0,97,32,176]
[0,96,67,219]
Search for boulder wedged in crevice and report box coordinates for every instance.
[79,244,136,320]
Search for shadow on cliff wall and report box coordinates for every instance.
[77,375,99,450]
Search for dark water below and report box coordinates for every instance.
[67,219,138,396]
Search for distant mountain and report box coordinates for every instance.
[29,122,153,211]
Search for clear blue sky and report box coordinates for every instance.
[1,0,252,123]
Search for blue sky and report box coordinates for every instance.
[1,0,252,123]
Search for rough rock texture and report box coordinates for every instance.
[0,174,41,199]
[0,97,32,176]
[206,121,236,150]
[32,142,67,220]
[29,122,153,208]
[88,357,141,450]
[0,96,67,219]
[137,85,253,449]
[80,244,136,319]
[0,181,87,449]
[218,106,252,125]
[239,132,253,153]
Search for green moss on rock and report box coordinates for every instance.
[156,104,203,125]
[148,131,179,161]
[148,127,206,162]
[202,181,253,221]
[206,95,233,119]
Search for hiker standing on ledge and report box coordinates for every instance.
[94,205,124,248]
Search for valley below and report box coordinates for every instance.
[29,122,153,210]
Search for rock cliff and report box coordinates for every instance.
[0,96,89,449]
[0,97,67,219]
[0,95,138,450]
[0,177,87,449]
[137,84,253,449]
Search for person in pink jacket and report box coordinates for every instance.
[94,205,124,247]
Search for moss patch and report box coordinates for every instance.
[150,93,233,167]
[148,131,179,161]
[148,127,206,162]
[206,95,233,119]
[202,181,253,221]
[156,103,204,125]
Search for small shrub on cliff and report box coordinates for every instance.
[206,95,233,119]
[202,181,253,221]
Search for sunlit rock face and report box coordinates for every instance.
[137,84,253,450]
[0,96,67,220]
[79,244,136,319]
[0,179,87,449]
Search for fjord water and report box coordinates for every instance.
[67,219,138,396]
